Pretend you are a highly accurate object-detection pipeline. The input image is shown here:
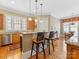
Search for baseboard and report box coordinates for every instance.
[2,43,13,46]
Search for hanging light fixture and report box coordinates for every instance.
[40,3,43,18]
[39,3,44,23]
[34,0,38,22]
[69,13,75,32]
[71,13,75,25]
[28,0,32,21]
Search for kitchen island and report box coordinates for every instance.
[21,32,49,52]
[66,36,79,59]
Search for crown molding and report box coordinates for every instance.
[0,4,30,17]
[61,14,79,19]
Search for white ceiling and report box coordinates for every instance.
[0,0,79,18]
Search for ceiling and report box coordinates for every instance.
[0,0,79,18]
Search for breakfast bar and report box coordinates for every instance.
[21,32,49,52]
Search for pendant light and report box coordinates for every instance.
[69,13,74,32]
[40,3,43,18]
[28,0,32,21]
[40,3,43,23]
[71,13,74,25]
[35,0,38,22]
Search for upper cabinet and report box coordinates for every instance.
[0,14,4,30]
[28,19,36,31]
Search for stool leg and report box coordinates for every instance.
[31,42,34,57]
[42,42,46,57]
[47,40,50,54]
[44,39,45,45]
[36,44,39,59]
[51,40,54,52]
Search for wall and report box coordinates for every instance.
[37,15,50,32]
[50,16,61,36]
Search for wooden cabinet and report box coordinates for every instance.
[0,14,3,30]
[72,49,79,59]
[12,33,20,44]
[67,44,79,59]
[28,20,36,31]
[0,34,2,46]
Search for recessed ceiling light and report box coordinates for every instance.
[11,1,15,4]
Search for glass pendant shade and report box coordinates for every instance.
[35,19,38,22]
[28,17,32,21]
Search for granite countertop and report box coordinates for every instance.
[66,36,79,47]
[21,31,49,34]
[0,31,49,34]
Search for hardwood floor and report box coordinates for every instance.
[0,37,66,59]
[0,45,22,59]
[29,37,66,59]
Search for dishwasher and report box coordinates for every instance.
[2,34,12,46]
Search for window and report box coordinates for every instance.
[38,17,48,32]
[63,22,78,36]
[63,23,70,33]
[70,22,78,36]
[13,16,21,31]
[5,14,27,32]
[5,14,12,31]
[21,17,27,31]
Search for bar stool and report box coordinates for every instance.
[65,32,74,41]
[31,32,46,59]
[20,35,22,52]
[44,31,55,54]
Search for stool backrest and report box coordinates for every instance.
[49,31,54,38]
[37,32,44,42]
[20,36,22,51]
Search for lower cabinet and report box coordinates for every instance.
[12,33,20,44]
[72,49,79,59]
[67,44,79,59]
[0,34,2,46]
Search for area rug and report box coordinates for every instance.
[9,43,20,51]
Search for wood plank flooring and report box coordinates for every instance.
[0,37,66,59]
[0,45,22,59]
[29,37,66,59]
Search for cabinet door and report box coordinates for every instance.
[28,20,35,31]
[0,14,3,30]
[12,33,20,44]
[72,49,79,59]
[0,34,2,46]
[67,45,72,59]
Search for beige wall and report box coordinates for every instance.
[50,16,61,36]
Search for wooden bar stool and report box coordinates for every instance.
[31,32,46,59]
[65,32,74,41]
[20,35,22,52]
[44,31,55,54]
